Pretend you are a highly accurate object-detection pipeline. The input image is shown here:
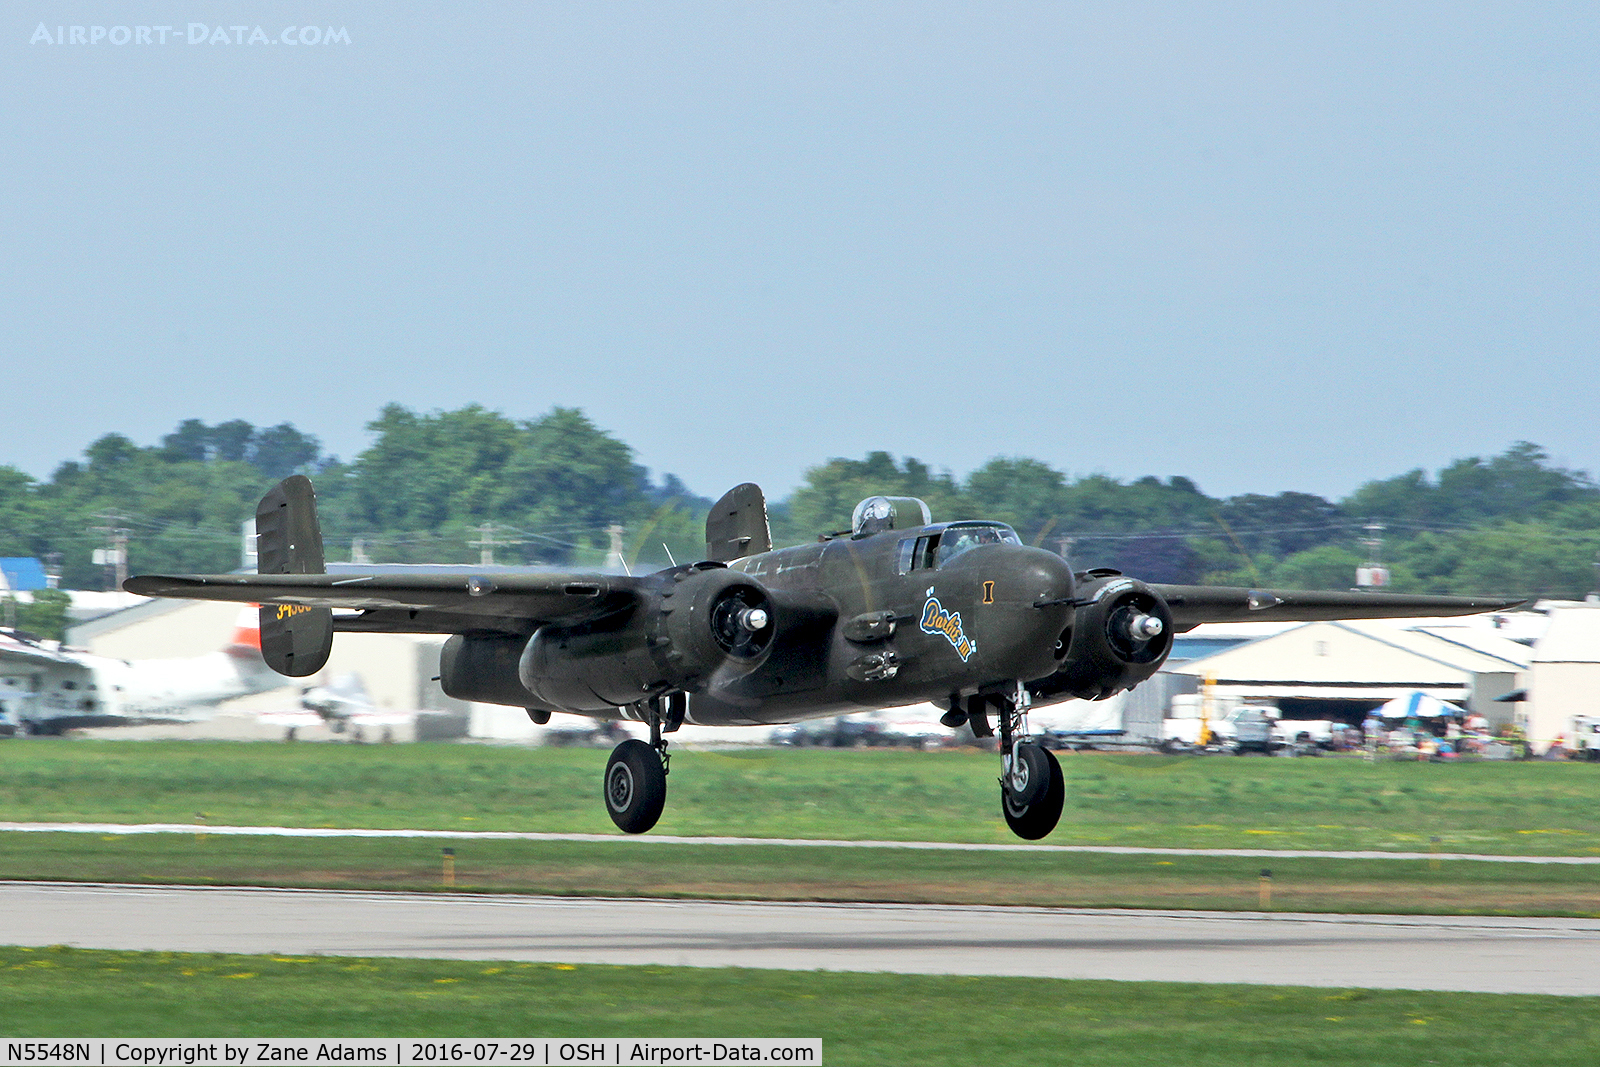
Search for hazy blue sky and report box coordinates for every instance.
[5,3,1596,501]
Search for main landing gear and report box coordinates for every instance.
[604,692,684,834]
[959,684,1065,840]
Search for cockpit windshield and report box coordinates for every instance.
[933,522,1021,567]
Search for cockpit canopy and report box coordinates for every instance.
[851,496,933,538]
[897,521,1023,572]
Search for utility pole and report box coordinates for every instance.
[469,523,503,566]
[91,514,130,591]
[605,525,626,573]
[1356,520,1388,589]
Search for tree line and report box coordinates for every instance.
[1,407,1595,603]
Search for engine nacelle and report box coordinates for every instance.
[442,566,778,714]
[1031,574,1174,702]
[441,565,779,714]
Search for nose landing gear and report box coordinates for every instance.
[991,683,1065,840]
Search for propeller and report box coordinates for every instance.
[709,585,774,660]
[1105,599,1168,664]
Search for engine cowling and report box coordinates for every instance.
[1031,574,1174,702]
[442,565,779,714]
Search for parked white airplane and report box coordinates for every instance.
[258,672,412,740]
[0,609,284,735]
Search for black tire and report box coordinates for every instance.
[1006,741,1051,808]
[604,739,667,834]
[1003,748,1064,840]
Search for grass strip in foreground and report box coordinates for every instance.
[6,832,1600,916]
[1,946,1597,1066]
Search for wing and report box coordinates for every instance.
[123,571,647,635]
[1152,584,1525,632]
[0,631,78,667]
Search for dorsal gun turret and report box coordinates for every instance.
[851,496,932,538]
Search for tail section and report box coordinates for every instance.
[705,483,772,562]
[255,475,334,677]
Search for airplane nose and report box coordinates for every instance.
[1017,545,1075,606]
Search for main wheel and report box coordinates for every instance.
[604,738,667,834]
[1006,741,1051,807]
[1002,748,1064,840]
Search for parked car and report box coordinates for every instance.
[1228,709,1279,754]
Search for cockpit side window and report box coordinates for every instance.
[916,534,939,570]
[896,538,916,575]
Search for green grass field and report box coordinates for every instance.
[5,832,1600,916]
[2,946,1597,1065]
[4,739,1600,854]
[6,741,1600,1055]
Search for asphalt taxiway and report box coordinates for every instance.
[5,881,1598,995]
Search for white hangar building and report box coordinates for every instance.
[1169,619,1532,727]
[1524,605,1600,748]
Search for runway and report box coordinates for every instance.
[5,881,1599,996]
[4,822,1596,864]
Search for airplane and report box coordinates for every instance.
[258,672,414,741]
[126,476,1521,839]
[0,609,284,734]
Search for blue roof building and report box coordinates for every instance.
[0,558,48,592]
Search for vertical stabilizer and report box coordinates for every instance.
[255,475,334,677]
[705,483,772,562]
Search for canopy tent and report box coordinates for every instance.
[1376,690,1463,720]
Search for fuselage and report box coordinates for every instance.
[672,520,1076,726]
[15,645,281,731]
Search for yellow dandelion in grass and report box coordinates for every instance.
[481,968,502,975]
[554,964,576,971]
[1154,861,1175,866]
[434,978,461,984]
[1325,1017,1344,1023]
[181,969,198,977]
[1410,1019,1428,1025]
[223,972,257,980]
[342,963,378,972]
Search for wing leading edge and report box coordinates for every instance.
[122,571,647,635]
[1153,584,1525,632]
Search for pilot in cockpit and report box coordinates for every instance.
[936,525,1005,567]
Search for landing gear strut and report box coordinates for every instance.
[603,692,683,834]
[991,684,1064,840]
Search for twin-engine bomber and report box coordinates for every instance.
[127,476,1521,840]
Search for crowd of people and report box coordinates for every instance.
[1359,708,1530,760]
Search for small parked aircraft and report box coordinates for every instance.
[0,609,282,734]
